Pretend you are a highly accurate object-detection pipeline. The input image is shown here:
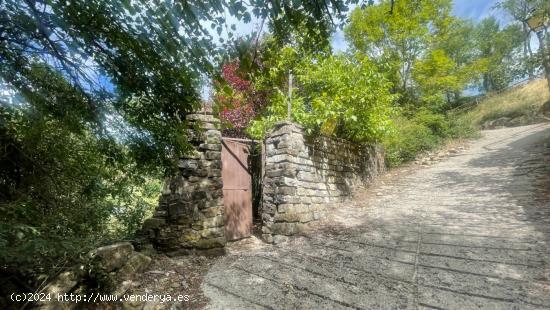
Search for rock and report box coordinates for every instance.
[90,242,134,272]
[137,243,157,257]
[114,280,139,295]
[35,271,80,310]
[42,271,80,296]
[143,300,162,310]
[122,299,145,310]
[271,222,307,236]
[142,218,165,229]
[272,235,290,244]
[117,252,152,280]
[194,237,226,249]
[491,117,512,128]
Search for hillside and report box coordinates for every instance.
[457,78,550,129]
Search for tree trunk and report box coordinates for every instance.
[482,74,491,93]
[522,22,534,79]
[535,30,550,92]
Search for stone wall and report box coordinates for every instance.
[261,122,385,243]
[36,242,151,310]
[140,110,226,255]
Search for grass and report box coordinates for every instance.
[382,78,549,167]
[456,78,550,127]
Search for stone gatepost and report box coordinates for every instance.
[261,121,386,244]
[140,109,226,255]
[261,122,319,244]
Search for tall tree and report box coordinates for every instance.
[496,0,538,79]
[0,0,363,291]
[0,0,359,169]
[474,17,523,92]
[497,0,550,90]
[412,18,488,104]
[344,0,453,96]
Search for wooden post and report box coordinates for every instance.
[288,70,293,120]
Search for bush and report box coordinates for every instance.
[0,105,160,289]
[383,108,476,167]
[383,116,440,167]
[247,49,396,142]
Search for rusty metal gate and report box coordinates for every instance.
[221,138,253,240]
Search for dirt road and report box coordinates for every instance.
[203,123,550,309]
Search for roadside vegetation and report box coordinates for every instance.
[456,78,550,128]
[216,0,549,167]
[1,0,549,299]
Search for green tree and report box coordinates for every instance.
[0,0,362,295]
[496,0,550,83]
[474,17,523,92]
[344,0,453,96]
[247,48,396,142]
[413,18,488,105]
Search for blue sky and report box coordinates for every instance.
[332,0,509,52]
[452,0,501,21]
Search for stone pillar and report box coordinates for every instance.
[262,122,313,243]
[140,109,226,255]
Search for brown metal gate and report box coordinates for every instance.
[221,138,252,240]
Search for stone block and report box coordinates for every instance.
[193,237,226,249]
[271,222,307,236]
[41,270,79,296]
[193,215,224,229]
[142,218,165,229]
[262,234,274,243]
[154,210,167,217]
[181,230,201,242]
[198,227,224,238]
[205,151,221,160]
[277,204,307,213]
[209,169,222,177]
[90,242,134,272]
[276,186,297,195]
[178,159,199,170]
[117,252,152,280]
[199,143,221,151]
[202,206,222,218]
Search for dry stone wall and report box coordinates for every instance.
[139,110,226,255]
[261,122,385,243]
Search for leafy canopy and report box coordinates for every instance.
[247,47,396,142]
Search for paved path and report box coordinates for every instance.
[203,123,550,309]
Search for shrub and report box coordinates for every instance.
[383,116,440,167]
[383,108,476,167]
[248,49,397,143]
[0,105,160,288]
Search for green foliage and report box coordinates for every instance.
[247,48,396,142]
[343,0,483,167]
[383,115,440,167]
[1,0,358,289]
[382,108,477,167]
[413,18,489,102]
[496,0,550,79]
[345,0,453,93]
[0,103,160,281]
[475,17,524,92]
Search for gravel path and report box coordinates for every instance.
[203,123,550,310]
